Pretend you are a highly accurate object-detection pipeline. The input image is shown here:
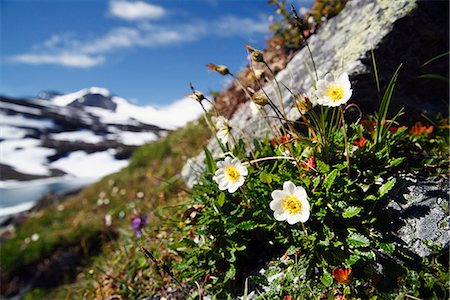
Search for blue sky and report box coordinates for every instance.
[1,0,313,105]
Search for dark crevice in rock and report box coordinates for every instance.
[353,0,449,120]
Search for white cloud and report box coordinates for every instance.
[109,0,165,21]
[10,53,105,68]
[9,14,269,68]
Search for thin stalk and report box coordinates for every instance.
[231,73,254,101]
[200,102,226,153]
[263,61,287,117]
[340,106,351,176]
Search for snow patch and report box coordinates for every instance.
[107,131,158,146]
[49,130,104,144]
[0,125,28,139]
[0,138,55,175]
[0,112,55,129]
[50,150,128,177]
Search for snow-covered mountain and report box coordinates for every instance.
[0,87,205,183]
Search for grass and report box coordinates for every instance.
[0,118,211,298]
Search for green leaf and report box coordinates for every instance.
[347,232,371,248]
[217,192,225,207]
[379,242,395,253]
[354,249,375,260]
[388,157,406,168]
[379,178,396,198]
[224,264,236,282]
[204,147,216,174]
[417,73,449,83]
[236,221,257,231]
[313,176,321,189]
[316,160,330,174]
[345,254,361,265]
[320,272,333,287]
[342,206,362,218]
[259,171,272,184]
[324,169,338,191]
[364,195,377,201]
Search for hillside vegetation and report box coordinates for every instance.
[1,1,448,299]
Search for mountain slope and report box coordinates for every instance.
[0,87,205,183]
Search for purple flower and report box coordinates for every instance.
[131,214,148,237]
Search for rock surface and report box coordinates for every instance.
[181,0,449,256]
[182,0,448,186]
[387,175,449,258]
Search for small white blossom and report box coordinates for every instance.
[213,157,248,193]
[212,116,231,144]
[105,214,112,227]
[31,233,39,242]
[270,181,310,224]
[315,72,352,107]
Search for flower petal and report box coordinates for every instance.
[287,214,302,225]
[269,198,282,211]
[271,190,287,201]
[294,186,307,201]
[274,211,288,221]
[283,181,296,194]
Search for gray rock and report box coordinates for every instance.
[182,0,449,186]
[387,175,449,258]
[180,0,449,257]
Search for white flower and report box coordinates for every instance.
[104,214,112,227]
[31,233,39,242]
[213,157,248,193]
[270,181,310,224]
[315,72,352,107]
[212,116,231,144]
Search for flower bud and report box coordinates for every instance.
[206,63,230,76]
[295,93,312,113]
[246,45,264,62]
[189,91,205,102]
[252,92,269,107]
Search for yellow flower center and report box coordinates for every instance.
[326,85,345,102]
[225,166,240,182]
[283,195,302,214]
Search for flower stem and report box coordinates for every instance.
[340,106,351,176]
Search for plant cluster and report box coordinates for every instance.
[156,11,449,299]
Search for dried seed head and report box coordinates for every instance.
[206,63,230,76]
[189,83,205,102]
[252,92,269,107]
[246,45,264,62]
[191,91,205,102]
[295,93,312,113]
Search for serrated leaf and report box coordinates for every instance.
[345,254,361,265]
[316,160,330,174]
[217,192,225,207]
[204,147,216,174]
[347,232,371,248]
[354,249,375,260]
[388,157,406,168]
[342,206,362,218]
[313,176,321,189]
[236,221,257,231]
[379,242,395,253]
[379,178,396,198]
[324,169,338,191]
[320,272,333,287]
